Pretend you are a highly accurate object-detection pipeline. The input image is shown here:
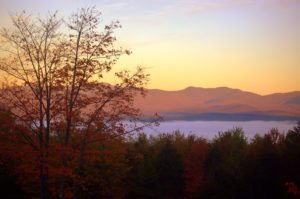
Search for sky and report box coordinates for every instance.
[0,0,299,95]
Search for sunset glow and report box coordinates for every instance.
[1,2,300,198]
[0,0,299,94]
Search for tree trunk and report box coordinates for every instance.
[40,153,49,199]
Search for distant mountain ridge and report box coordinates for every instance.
[134,87,300,121]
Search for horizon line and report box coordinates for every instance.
[143,85,300,96]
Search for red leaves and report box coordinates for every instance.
[0,5,152,198]
[286,182,300,196]
[184,140,208,196]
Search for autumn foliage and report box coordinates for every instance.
[0,6,154,199]
[184,139,208,197]
[0,6,299,199]
[1,113,300,198]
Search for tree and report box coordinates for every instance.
[203,128,247,198]
[125,134,159,199]
[0,108,26,198]
[154,138,184,199]
[246,128,286,199]
[284,122,300,197]
[0,7,152,199]
[184,139,208,198]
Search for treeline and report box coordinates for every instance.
[1,118,300,198]
[124,126,300,199]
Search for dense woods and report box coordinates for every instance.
[1,109,300,198]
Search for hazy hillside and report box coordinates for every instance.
[134,87,300,121]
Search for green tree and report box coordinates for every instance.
[246,128,286,198]
[204,128,247,198]
[125,134,158,199]
[155,138,184,199]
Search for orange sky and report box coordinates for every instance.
[0,0,299,95]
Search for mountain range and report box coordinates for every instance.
[134,87,300,121]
